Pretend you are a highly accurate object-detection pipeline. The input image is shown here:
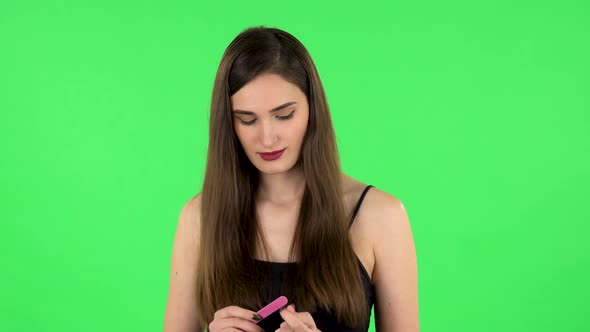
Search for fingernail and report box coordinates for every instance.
[251,313,261,320]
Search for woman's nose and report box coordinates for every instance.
[259,121,278,147]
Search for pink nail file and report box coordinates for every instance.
[255,295,289,322]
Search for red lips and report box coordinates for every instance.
[259,148,286,161]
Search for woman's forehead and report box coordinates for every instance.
[231,74,305,112]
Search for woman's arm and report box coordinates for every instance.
[163,194,202,332]
[371,193,420,332]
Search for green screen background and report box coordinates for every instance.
[1,1,588,331]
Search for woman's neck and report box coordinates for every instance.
[257,166,305,205]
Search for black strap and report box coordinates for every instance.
[349,185,374,228]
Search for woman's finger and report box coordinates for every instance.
[209,314,263,332]
[279,309,312,331]
[222,317,264,332]
[215,305,260,322]
[276,321,294,332]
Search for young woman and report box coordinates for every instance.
[163,26,419,332]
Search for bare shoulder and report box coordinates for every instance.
[341,173,407,233]
[341,177,420,331]
[163,192,202,332]
[181,193,202,235]
[183,192,202,220]
[360,187,408,230]
[174,192,202,271]
[348,178,413,265]
[341,173,413,275]
[174,192,202,250]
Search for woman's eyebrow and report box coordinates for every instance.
[232,101,297,115]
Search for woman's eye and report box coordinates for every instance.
[240,118,256,125]
[277,111,295,121]
[237,111,294,125]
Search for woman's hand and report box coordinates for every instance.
[276,305,321,332]
[208,305,264,332]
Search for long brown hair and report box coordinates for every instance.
[195,26,369,329]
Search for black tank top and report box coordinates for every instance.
[253,185,375,332]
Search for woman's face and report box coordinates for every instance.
[230,73,309,175]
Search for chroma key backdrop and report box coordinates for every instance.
[0,1,588,331]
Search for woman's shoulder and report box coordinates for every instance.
[341,173,408,235]
[178,193,202,236]
[341,174,403,212]
[341,174,410,283]
[184,193,202,218]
